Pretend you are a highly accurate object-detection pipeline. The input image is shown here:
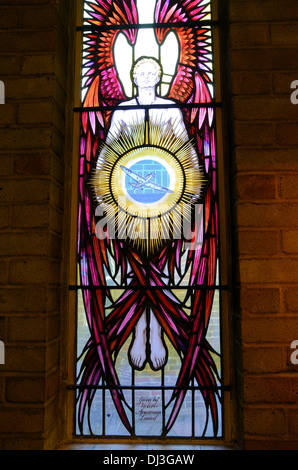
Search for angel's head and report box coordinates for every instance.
[132,57,162,89]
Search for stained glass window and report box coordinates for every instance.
[73,0,227,440]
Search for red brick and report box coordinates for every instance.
[233,96,296,121]
[288,409,298,435]
[237,203,298,228]
[46,289,62,313]
[241,318,298,343]
[279,176,298,199]
[14,153,51,176]
[244,407,286,435]
[45,340,59,370]
[0,155,14,176]
[231,48,298,71]
[242,346,284,374]
[232,71,271,95]
[0,231,51,257]
[0,127,53,151]
[5,76,55,100]
[0,8,21,29]
[281,230,298,254]
[0,31,56,53]
[45,370,60,400]
[240,287,280,313]
[2,438,45,451]
[7,317,46,342]
[0,407,44,433]
[5,377,45,403]
[20,54,56,75]
[238,231,278,256]
[243,438,298,450]
[236,175,276,200]
[229,1,298,22]
[0,287,47,313]
[12,204,50,229]
[271,24,298,46]
[234,122,274,146]
[235,148,298,172]
[0,103,15,124]
[273,72,298,94]
[20,6,58,30]
[285,289,298,313]
[49,206,63,233]
[50,180,64,209]
[239,258,298,284]
[0,260,8,284]
[243,375,298,403]
[0,206,10,229]
[18,101,53,125]
[47,314,60,340]
[9,259,61,285]
[230,23,269,48]
[276,124,298,146]
[0,179,51,204]
[4,345,46,373]
[0,56,20,76]
[44,396,60,434]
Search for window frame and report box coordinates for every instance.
[64,0,235,445]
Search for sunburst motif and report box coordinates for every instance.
[91,118,206,256]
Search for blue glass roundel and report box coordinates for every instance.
[123,159,171,204]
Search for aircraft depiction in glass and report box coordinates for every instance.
[120,165,174,193]
[77,0,221,438]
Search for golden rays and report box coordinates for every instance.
[90,118,206,256]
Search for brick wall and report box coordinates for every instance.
[229,0,298,450]
[0,0,73,450]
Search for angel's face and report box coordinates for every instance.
[134,62,160,89]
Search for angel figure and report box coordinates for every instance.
[107,57,186,138]
[97,56,193,371]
